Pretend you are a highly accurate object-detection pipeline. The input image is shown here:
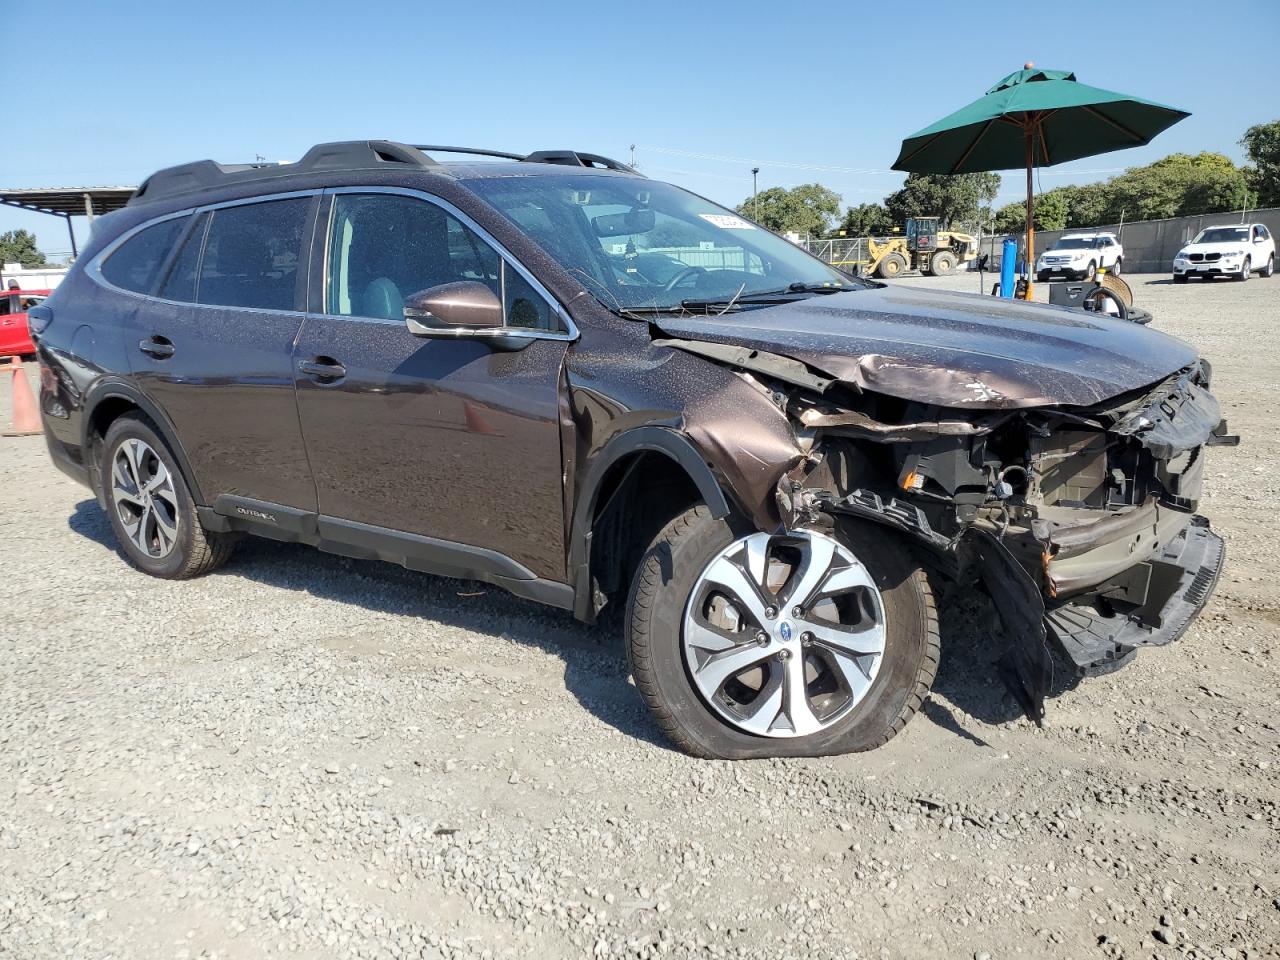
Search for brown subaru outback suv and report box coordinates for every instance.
[31,141,1234,759]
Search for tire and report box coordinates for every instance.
[626,505,939,759]
[1263,254,1275,278]
[100,414,236,579]
[1084,260,1097,282]
[1036,271,1050,284]
[874,253,908,279]
[1237,257,1250,281]
[1173,273,1187,284]
[1111,258,1122,276]
[929,250,958,276]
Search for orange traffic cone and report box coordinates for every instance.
[3,357,41,437]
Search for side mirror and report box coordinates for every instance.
[404,281,503,334]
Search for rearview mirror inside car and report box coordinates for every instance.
[404,281,503,335]
[592,208,656,237]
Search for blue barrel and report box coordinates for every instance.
[1000,238,1017,298]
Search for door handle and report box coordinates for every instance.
[139,335,175,359]
[298,357,346,381]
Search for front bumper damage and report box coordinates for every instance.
[782,363,1238,724]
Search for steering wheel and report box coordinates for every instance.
[663,265,706,292]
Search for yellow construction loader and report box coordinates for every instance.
[866,216,978,278]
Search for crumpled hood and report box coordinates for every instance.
[654,285,1198,409]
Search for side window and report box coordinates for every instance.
[158,213,209,302]
[197,198,309,310]
[101,216,188,294]
[326,193,558,330]
[504,267,552,330]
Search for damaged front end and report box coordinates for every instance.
[665,336,1237,725]
[805,363,1235,722]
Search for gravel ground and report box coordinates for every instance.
[2,274,1277,960]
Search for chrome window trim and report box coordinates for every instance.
[87,189,323,317]
[318,185,578,342]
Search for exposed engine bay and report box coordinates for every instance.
[660,335,1238,723]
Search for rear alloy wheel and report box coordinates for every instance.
[875,253,908,279]
[627,506,938,759]
[101,414,237,579]
[1111,258,1122,276]
[929,250,958,276]
[1237,257,1251,281]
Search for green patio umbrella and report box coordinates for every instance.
[892,64,1189,297]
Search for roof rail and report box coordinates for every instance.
[412,144,526,161]
[524,150,640,175]
[128,140,643,207]
[129,140,446,206]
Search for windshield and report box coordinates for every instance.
[1193,227,1248,244]
[1052,237,1099,250]
[466,174,859,312]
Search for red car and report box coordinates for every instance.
[0,288,50,358]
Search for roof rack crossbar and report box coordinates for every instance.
[523,150,640,175]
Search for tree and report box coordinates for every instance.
[883,172,1001,229]
[1063,182,1113,228]
[991,188,1071,233]
[836,202,892,237]
[736,184,842,237]
[0,229,47,268]
[1240,119,1280,207]
[1106,152,1245,221]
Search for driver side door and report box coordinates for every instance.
[292,189,574,582]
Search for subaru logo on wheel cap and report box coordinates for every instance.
[778,621,793,642]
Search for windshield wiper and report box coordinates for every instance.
[609,282,857,318]
[678,282,853,313]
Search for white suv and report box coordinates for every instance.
[1036,232,1123,282]
[1173,223,1275,282]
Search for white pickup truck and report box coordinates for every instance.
[1035,232,1123,282]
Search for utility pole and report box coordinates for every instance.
[752,167,760,220]
[630,144,636,168]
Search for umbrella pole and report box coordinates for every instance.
[1024,123,1035,300]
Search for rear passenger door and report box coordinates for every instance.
[291,189,572,582]
[118,194,318,515]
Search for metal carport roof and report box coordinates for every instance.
[0,186,136,257]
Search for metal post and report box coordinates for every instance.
[1023,124,1035,300]
[751,167,759,220]
[65,213,78,259]
[83,192,95,221]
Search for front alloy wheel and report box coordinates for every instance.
[627,506,938,759]
[682,531,886,737]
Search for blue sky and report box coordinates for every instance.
[5,0,1278,259]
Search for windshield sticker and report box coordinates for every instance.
[699,214,756,230]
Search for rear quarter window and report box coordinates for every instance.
[100,216,188,294]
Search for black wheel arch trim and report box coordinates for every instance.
[81,378,207,506]
[567,425,732,623]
